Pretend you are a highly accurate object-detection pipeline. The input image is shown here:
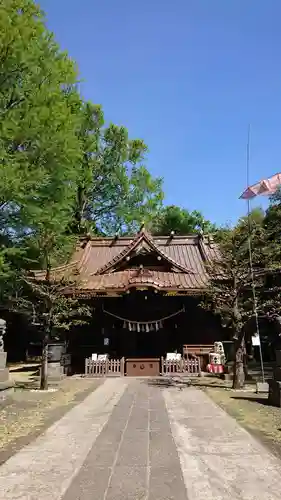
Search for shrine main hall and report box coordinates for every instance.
[34,227,227,375]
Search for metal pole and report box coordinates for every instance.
[246,125,265,383]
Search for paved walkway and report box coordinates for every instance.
[0,378,281,500]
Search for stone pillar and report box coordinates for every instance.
[268,349,281,407]
[40,343,66,383]
[47,362,65,380]
[0,318,10,390]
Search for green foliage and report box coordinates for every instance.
[122,165,164,233]
[203,206,274,330]
[0,0,81,214]
[262,188,281,268]
[73,105,164,236]
[201,195,281,360]
[0,0,82,295]
[203,228,254,334]
[72,101,104,235]
[202,221,266,389]
[249,191,281,318]
[0,1,165,312]
[12,276,91,339]
[151,205,217,236]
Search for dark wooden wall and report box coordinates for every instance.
[68,291,226,371]
[3,290,227,370]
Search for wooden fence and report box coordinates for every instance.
[182,344,212,356]
[85,357,125,377]
[85,356,201,377]
[182,345,212,372]
[161,357,201,376]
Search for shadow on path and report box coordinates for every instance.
[230,395,270,407]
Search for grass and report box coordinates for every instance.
[0,377,102,463]
[204,382,281,458]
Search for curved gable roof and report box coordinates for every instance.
[94,229,194,275]
[31,232,219,293]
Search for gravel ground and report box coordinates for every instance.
[205,385,281,459]
[156,374,281,458]
[0,377,102,465]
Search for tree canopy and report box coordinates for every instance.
[151,205,217,236]
[73,103,164,236]
[0,0,82,294]
[203,203,281,388]
[0,1,165,294]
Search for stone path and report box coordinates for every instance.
[0,378,281,499]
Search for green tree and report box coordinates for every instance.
[262,189,281,268]
[73,104,164,236]
[203,219,265,389]
[152,205,216,236]
[120,165,164,235]
[13,275,91,389]
[72,102,104,234]
[0,0,82,293]
[250,192,281,322]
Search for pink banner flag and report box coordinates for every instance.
[239,172,281,200]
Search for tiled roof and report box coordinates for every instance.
[94,230,194,275]
[33,231,219,294]
[78,269,207,292]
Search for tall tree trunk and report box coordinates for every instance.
[40,336,48,390]
[232,332,246,389]
[243,351,249,380]
[232,276,246,389]
[40,314,51,390]
[73,185,86,234]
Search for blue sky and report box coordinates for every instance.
[40,0,281,226]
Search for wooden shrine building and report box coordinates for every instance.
[35,228,227,375]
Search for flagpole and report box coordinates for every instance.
[246,125,265,383]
